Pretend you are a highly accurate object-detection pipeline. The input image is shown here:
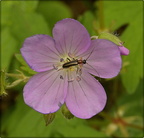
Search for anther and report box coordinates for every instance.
[60,75,64,79]
[68,52,75,58]
[60,58,64,62]
[76,76,81,82]
[53,64,58,70]
[91,36,98,40]
[77,68,82,76]
[68,78,74,82]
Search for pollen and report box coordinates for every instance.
[69,66,77,72]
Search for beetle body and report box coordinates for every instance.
[63,59,86,68]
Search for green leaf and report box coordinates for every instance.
[10,13,50,42]
[56,122,107,137]
[1,94,51,137]
[118,79,143,117]
[2,1,50,42]
[115,79,143,137]
[103,1,143,93]
[0,70,7,96]
[1,1,38,28]
[1,28,17,70]
[20,66,37,75]
[2,94,107,137]
[1,1,13,28]
[13,1,38,12]
[78,11,96,36]
[15,54,28,67]
[36,1,72,31]
[15,54,37,75]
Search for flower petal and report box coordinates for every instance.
[79,39,122,78]
[23,70,68,114]
[53,18,91,55]
[118,46,129,55]
[65,71,107,119]
[21,35,60,72]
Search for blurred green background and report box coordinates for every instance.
[1,0,143,137]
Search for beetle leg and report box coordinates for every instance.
[68,52,75,58]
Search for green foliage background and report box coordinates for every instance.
[1,0,143,137]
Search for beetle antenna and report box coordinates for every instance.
[85,47,95,61]
[86,62,101,79]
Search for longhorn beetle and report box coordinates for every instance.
[62,48,100,78]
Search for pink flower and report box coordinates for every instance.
[21,18,122,119]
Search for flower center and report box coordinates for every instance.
[53,53,86,82]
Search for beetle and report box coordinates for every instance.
[62,48,100,79]
[62,59,86,68]
[62,49,94,69]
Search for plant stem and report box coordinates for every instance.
[125,122,144,130]
[98,0,105,30]
[6,73,22,78]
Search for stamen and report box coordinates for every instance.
[60,75,64,79]
[53,64,58,70]
[53,64,63,71]
[76,76,81,82]
[67,69,74,82]
[91,36,98,40]
[68,78,74,82]
[67,58,71,61]
[68,52,75,58]
[60,58,64,62]
[77,67,82,76]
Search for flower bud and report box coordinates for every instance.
[98,32,122,46]
[97,32,129,56]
